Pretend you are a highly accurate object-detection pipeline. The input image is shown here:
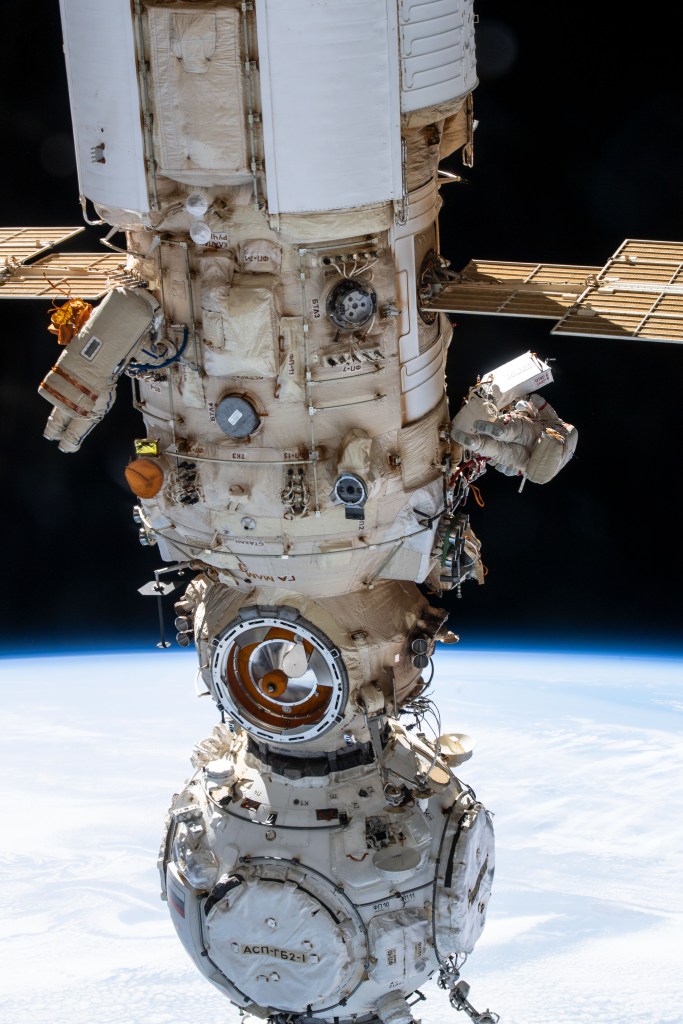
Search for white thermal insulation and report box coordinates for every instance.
[59,0,149,213]
[205,879,352,1010]
[147,8,250,185]
[201,273,280,378]
[256,0,402,213]
[367,909,429,985]
[434,803,495,955]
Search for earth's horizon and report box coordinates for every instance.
[2,647,681,1024]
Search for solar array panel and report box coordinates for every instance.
[424,242,683,344]
[0,227,132,300]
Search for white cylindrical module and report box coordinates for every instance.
[49,3,501,1022]
[59,0,477,218]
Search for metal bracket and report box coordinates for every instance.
[138,562,194,649]
[438,963,500,1024]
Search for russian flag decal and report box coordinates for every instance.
[168,881,186,919]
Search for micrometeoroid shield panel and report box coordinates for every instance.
[60,0,150,213]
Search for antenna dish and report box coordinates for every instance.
[439,733,476,766]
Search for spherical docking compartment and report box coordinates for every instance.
[204,864,367,1014]
[161,728,495,1020]
[211,612,348,744]
[326,279,377,330]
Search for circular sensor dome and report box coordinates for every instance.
[189,220,212,245]
[210,612,348,745]
[215,395,261,438]
[184,192,210,217]
[326,279,376,330]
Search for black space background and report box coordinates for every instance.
[1,4,681,655]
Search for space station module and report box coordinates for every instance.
[35,2,577,1022]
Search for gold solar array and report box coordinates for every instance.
[0,227,84,264]
[425,259,601,319]
[553,240,683,343]
[0,227,129,300]
[424,241,683,345]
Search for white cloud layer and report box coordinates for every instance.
[1,649,681,1024]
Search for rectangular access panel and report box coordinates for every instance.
[147,7,250,186]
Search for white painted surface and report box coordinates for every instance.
[256,0,402,213]
[400,331,446,423]
[391,177,446,422]
[60,0,149,213]
[399,0,478,113]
